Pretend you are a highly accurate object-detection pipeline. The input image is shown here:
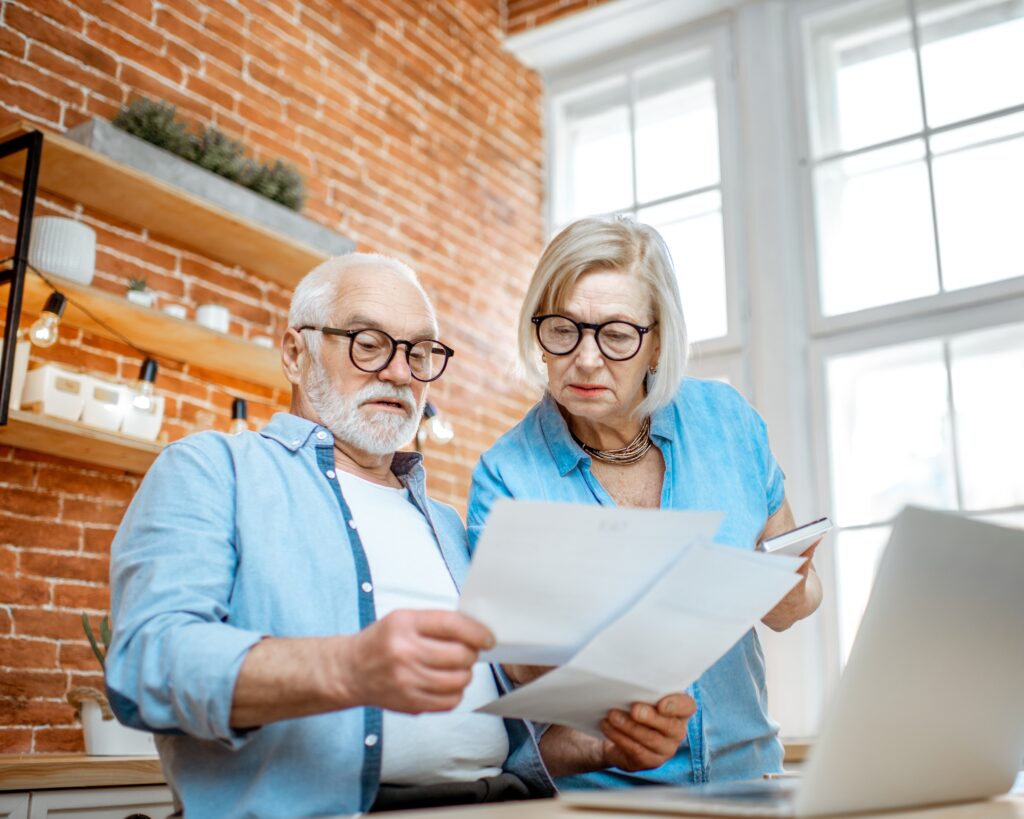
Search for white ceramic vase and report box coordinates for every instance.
[28,216,97,285]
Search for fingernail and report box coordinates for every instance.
[610,711,624,726]
[662,700,676,715]
[636,705,649,719]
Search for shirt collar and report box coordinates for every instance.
[259,412,426,482]
[536,389,677,477]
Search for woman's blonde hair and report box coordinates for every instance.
[517,216,688,417]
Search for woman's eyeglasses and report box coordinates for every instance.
[531,314,656,362]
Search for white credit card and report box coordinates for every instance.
[761,516,833,557]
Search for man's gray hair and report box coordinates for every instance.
[517,216,688,417]
[288,253,433,357]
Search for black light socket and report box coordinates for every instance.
[138,356,158,383]
[43,292,67,318]
[231,398,248,421]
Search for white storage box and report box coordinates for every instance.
[20,363,86,421]
[81,375,131,432]
[122,392,165,441]
[0,339,30,410]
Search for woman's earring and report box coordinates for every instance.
[541,353,547,363]
[649,363,658,374]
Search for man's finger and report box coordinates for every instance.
[420,637,479,670]
[600,721,657,770]
[628,700,688,739]
[412,665,474,696]
[656,693,696,720]
[415,610,495,650]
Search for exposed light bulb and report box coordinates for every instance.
[28,313,60,348]
[28,292,67,348]
[132,380,154,410]
[427,414,454,444]
[132,357,159,410]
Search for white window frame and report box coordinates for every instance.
[544,20,747,363]
[789,0,1024,689]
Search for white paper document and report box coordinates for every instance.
[458,500,723,665]
[462,501,804,735]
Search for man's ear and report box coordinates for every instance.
[281,328,305,387]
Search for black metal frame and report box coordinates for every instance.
[0,130,43,426]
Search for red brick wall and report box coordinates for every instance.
[505,0,612,34]
[0,0,545,753]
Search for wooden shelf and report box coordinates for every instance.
[0,410,162,474]
[0,273,287,390]
[0,121,333,288]
[0,754,163,791]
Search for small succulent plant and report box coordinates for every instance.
[113,96,195,156]
[82,612,111,672]
[127,277,149,292]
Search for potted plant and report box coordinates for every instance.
[66,613,157,756]
[125,277,156,308]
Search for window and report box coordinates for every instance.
[549,28,739,348]
[800,0,1024,317]
[798,0,1024,661]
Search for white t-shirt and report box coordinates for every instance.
[335,469,509,786]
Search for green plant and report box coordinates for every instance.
[127,277,149,292]
[82,612,111,672]
[113,97,195,156]
[110,95,307,211]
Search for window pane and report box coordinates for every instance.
[835,526,890,663]
[640,193,728,342]
[917,0,1024,128]
[950,322,1024,509]
[815,141,939,315]
[930,113,1024,291]
[827,339,957,526]
[802,0,922,156]
[559,79,633,222]
[634,52,719,203]
[977,511,1024,529]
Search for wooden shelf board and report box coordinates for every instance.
[0,273,287,390]
[0,754,163,791]
[0,121,329,288]
[0,410,162,474]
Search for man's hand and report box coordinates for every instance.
[599,693,695,772]
[336,609,495,714]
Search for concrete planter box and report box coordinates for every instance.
[65,118,353,259]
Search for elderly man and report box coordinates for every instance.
[105,254,694,819]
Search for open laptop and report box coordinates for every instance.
[563,506,1024,817]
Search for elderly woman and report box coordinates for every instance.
[467,216,822,789]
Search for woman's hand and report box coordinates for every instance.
[599,693,695,772]
[503,664,554,685]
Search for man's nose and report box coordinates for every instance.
[378,347,414,384]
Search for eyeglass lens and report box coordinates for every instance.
[536,316,643,360]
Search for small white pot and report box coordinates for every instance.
[196,303,230,333]
[126,289,156,308]
[28,216,97,285]
[161,303,188,320]
[81,699,157,756]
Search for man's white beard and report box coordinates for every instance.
[303,359,422,456]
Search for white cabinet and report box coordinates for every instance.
[22,787,174,819]
[0,793,30,819]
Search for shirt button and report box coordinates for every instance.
[361,581,373,593]
[290,439,300,447]
[348,519,357,529]
[365,734,379,747]
[316,431,327,440]
[326,470,336,479]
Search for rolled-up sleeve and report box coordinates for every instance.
[105,438,265,749]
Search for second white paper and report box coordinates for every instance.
[477,541,804,735]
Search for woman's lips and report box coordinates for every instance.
[568,384,608,397]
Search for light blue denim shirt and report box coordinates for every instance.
[467,379,786,789]
[106,412,553,819]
